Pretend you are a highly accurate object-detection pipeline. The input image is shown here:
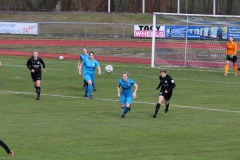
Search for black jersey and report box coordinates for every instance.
[26,57,45,73]
[156,75,176,92]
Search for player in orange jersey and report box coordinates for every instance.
[224,36,238,76]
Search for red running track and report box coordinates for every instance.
[0,39,228,67]
[0,39,226,49]
[0,50,151,64]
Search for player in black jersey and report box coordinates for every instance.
[26,51,46,100]
[153,69,176,118]
[0,140,14,156]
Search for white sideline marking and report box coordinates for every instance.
[0,90,240,114]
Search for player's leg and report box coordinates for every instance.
[32,73,39,99]
[122,96,132,118]
[224,59,230,76]
[0,140,14,156]
[91,75,96,91]
[83,74,92,98]
[120,95,127,118]
[82,75,87,89]
[87,80,93,99]
[36,80,41,100]
[87,74,93,99]
[164,92,172,113]
[35,72,42,100]
[153,93,164,118]
[233,57,238,76]
[84,82,88,97]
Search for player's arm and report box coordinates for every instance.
[40,59,46,72]
[225,43,228,55]
[132,83,138,98]
[97,66,101,75]
[117,85,121,97]
[234,42,237,55]
[167,79,176,92]
[26,59,32,71]
[77,57,83,69]
[156,82,162,90]
[78,62,83,76]
[0,140,14,156]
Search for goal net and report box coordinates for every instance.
[151,13,240,68]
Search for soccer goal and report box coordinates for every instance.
[151,12,240,68]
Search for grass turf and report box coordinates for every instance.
[0,56,240,159]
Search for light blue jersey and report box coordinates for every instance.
[82,59,99,76]
[80,53,89,73]
[80,53,89,62]
[118,78,137,96]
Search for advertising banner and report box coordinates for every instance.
[134,25,165,38]
[134,24,239,40]
[0,22,38,35]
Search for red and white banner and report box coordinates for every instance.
[134,25,165,38]
[0,22,38,35]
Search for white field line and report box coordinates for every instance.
[0,90,240,114]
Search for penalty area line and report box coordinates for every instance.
[0,90,240,114]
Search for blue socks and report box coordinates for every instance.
[88,85,92,96]
[122,107,129,116]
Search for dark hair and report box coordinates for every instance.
[89,51,94,55]
[122,70,128,76]
[160,69,166,73]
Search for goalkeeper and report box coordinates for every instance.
[224,36,238,76]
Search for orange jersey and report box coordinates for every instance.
[226,41,237,56]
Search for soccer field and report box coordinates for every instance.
[0,56,240,160]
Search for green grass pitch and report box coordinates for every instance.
[0,56,240,160]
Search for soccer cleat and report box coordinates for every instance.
[234,74,238,77]
[223,73,227,76]
[36,94,40,100]
[153,114,156,118]
[93,89,96,91]
[89,95,92,99]
[121,115,125,118]
[84,94,88,97]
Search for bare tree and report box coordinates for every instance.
[226,0,234,15]
[24,0,34,10]
[62,0,72,11]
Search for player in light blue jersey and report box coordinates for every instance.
[79,52,101,99]
[77,48,90,89]
[117,70,138,118]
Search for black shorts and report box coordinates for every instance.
[31,72,42,82]
[226,55,237,63]
[159,91,173,101]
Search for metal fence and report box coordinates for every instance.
[38,22,138,38]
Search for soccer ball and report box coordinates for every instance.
[59,56,64,60]
[105,65,113,74]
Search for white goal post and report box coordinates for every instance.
[151,12,240,68]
